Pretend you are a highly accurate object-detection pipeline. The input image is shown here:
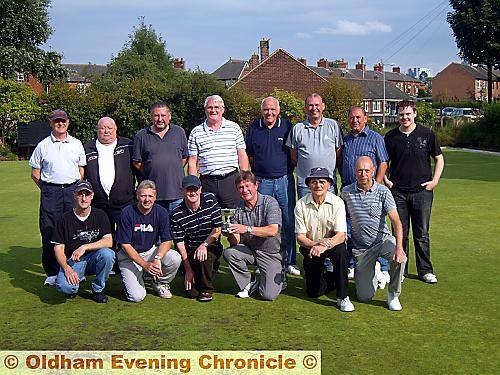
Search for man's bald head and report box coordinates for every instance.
[355,156,375,188]
[96,116,117,145]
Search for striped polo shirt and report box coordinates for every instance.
[341,181,396,251]
[169,192,222,252]
[342,126,389,187]
[188,118,246,176]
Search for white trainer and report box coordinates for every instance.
[382,271,390,283]
[347,267,355,279]
[236,279,259,298]
[387,292,402,311]
[44,275,57,286]
[337,296,355,312]
[156,284,173,299]
[286,265,301,276]
[422,273,438,284]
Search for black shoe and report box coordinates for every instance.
[66,293,77,299]
[92,291,108,303]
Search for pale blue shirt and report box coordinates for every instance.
[29,133,86,184]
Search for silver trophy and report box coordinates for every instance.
[221,208,237,232]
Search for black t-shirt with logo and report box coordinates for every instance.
[385,124,442,193]
[51,208,112,258]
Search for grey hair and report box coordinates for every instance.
[261,96,280,110]
[204,95,225,108]
[137,180,157,192]
[348,105,366,116]
[305,93,323,106]
[96,116,117,129]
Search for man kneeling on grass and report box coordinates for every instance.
[116,180,181,302]
[223,171,285,301]
[170,175,223,302]
[341,156,406,310]
[53,181,115,303]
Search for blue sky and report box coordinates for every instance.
[44,0,461,76]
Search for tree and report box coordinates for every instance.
[0,0,67,82]
[416,102,436,128]
[263,88,304,124]
[320,78,363,133]
[448,0,500,102]
[0,78,40,148]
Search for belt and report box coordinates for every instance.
[42,180,78,188]
[202,169,238,180]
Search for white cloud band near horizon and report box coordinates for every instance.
[315,20,392,36]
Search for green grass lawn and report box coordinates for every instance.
[0,150,498,374]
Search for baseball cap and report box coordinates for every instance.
[74,180,93,193]
[49,109,69,121]
[305,167,333,186]
[182,175,202,189]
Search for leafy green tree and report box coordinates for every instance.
[0,0,66,82]
[416,102,436,128]
[223,87,260,131]
[448,0,500,102]
[320,77,363,133]
[0,78,41,148]
[263,88,304,124]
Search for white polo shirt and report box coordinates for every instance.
[29,133,86,184]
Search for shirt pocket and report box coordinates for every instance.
[370,202,382,217]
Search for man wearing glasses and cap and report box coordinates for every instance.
[52,181,115,303]
[29,109,86,286]
[170,175,223,302]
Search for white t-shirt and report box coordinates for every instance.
[96,139,117,197]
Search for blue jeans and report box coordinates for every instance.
[56,248,115,295]
[391,189,434,277]
[157,198,183,213]
[257,174,297,266]
[297,184,337,199]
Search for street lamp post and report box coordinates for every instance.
[381,61,396,128]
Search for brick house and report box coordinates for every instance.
[432,62,500,102]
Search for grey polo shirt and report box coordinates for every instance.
[29,133,86,184]
[133,125,188,201]
[341,181,396,251]
[286,117,343,188]
[235,193,282,254]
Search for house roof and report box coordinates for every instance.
[63,64,107,83]
[345,79,414,100]
[453,63,500,80]
[308,66,420,83]
[211,59,248,80]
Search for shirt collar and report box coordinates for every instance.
[356,179,376,192]
[259,118,281,128]
[304,191,336,206]
[304,116,325,128]
[241,193,263,211]
[204,117,226,132]
[50,132,70,143]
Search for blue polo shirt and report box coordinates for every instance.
[342,126,389,187]
[116,203,172,253]
[245,117,294,178]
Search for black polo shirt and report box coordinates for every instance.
[170,192,222,253]
[245,118,294,178]
[385,124,442,193]
[133,125,188,201]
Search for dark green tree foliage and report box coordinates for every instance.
[0,0,66,81]
[447,0,500,102]
[263,88,304,124]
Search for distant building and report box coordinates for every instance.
[408,67,432,81]
[432,62,500,102]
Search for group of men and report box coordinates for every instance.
[29,93,443,311]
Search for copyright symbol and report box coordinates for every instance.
[303,354,317,369]
[4,355,18,369]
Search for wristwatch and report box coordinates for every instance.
[154,255,162,260]
[202,241,209,248]
[246,226,253,234]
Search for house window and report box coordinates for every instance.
[373,101,381,112]
[16,72,25,82]
[364,101,369,113]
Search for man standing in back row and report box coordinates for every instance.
[384,100,444,283]
[29,109,86,286]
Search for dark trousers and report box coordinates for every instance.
[186,245,222,297]
[39,183,77,276]
[391,189,434,277]
[299,242,349,299]
[200,170,240,209]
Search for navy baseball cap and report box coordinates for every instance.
[182,175,202,189]
[49,109,69,121]
[305,167,333,186]
[75,180,93,193]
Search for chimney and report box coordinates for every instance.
[392,66,401,73]
[373,63,383,72]
[337,59,348,69]
[298,58,307,65]
[355,57,366,71]
[173,58,185,70]
[259,38,270,62]
[249,53,260,70]
[317,58,329,68]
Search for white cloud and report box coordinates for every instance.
[296,32,312,39]
[316,20,392,36]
